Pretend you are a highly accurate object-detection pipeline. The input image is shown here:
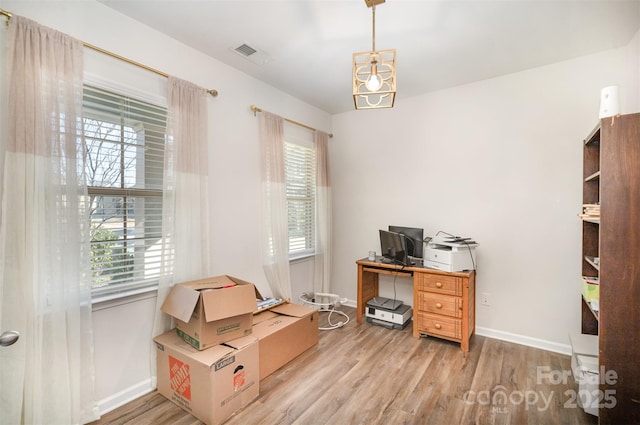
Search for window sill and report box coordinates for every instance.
[289,253,315,264]
[90,253,317,309]
[91,284,159,311]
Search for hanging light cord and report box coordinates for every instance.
[371,4,376,52]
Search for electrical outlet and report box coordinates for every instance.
[481,292,491,306]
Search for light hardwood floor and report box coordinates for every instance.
[90,307,597,425]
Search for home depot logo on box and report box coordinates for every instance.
[154,331,260,425]
[233,365,245,391]
[169,355,191,400]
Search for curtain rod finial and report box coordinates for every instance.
[208,89,218,97]
[0,7,12,25]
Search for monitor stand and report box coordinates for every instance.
[380,257,414,266]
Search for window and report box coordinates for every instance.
[83,85,168,298]
[284,139,316,259]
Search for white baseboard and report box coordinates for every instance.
[343,299,572,356]
[475,326,572,356]
[97,378,155,417]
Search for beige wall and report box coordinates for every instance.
[330,31,640,353]
[2,0,638,416]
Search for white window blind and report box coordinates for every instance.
[83,85,168,297]
[285,140,316,258]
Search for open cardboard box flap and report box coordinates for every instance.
[201,284,256,322]
[253,303,315,326]
[270,302,314,318]
[252,310,279,326]
[160,284,202,323]
[161,275,258,324]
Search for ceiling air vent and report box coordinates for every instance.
[230,43,271,66]
[235,43,257,57]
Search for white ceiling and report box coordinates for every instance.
[99,0,640,114]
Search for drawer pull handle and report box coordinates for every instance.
[435,303,443,309]
[435,282,443,288]
[435,323,442,329]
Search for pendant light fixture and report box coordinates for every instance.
[353,0,396,110]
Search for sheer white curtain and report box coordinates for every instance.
[313,131,332,294]
[259,112,292,300]
[152,77,211,350]
[0,16,98,424]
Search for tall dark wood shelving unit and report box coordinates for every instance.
[581,113,640,423]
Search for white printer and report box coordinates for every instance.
[423,235,478,272]
[365,297,412,330]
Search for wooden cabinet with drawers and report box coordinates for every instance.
[356,259,475,352]
[413,269,475,352]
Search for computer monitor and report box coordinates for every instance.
[379,229,412,266]
[388,225,424,258]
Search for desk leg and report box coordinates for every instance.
[463,273,476,352]
[461,337,469,352]
[357,264,379,324]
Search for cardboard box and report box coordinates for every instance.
[154,330,259,425]
[161,275,257,350]
[252,303,319,380]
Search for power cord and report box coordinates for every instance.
[299,292,351,331]
[391,264,403,309]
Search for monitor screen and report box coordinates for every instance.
[388,225,424,258]
[379,229,411,266]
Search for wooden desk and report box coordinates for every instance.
[356,258,476,352]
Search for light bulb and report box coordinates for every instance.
[365,59,382,92]
[366,74,382,92]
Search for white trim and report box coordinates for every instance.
[473,326,571,355]
[84,71,167,107]
[289,252,315,263]
[343,299,572,355]
[96,378,155,417]
[91,287,158,311]
[284,120,314,147]
[83,44,167,107]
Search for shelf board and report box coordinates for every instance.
[585,256,600,271]
[582,294,599,321]
[584,171,600,182]
[581,216,600,224]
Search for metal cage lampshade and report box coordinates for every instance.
[353,49,396,109]
[353,0,396,110]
